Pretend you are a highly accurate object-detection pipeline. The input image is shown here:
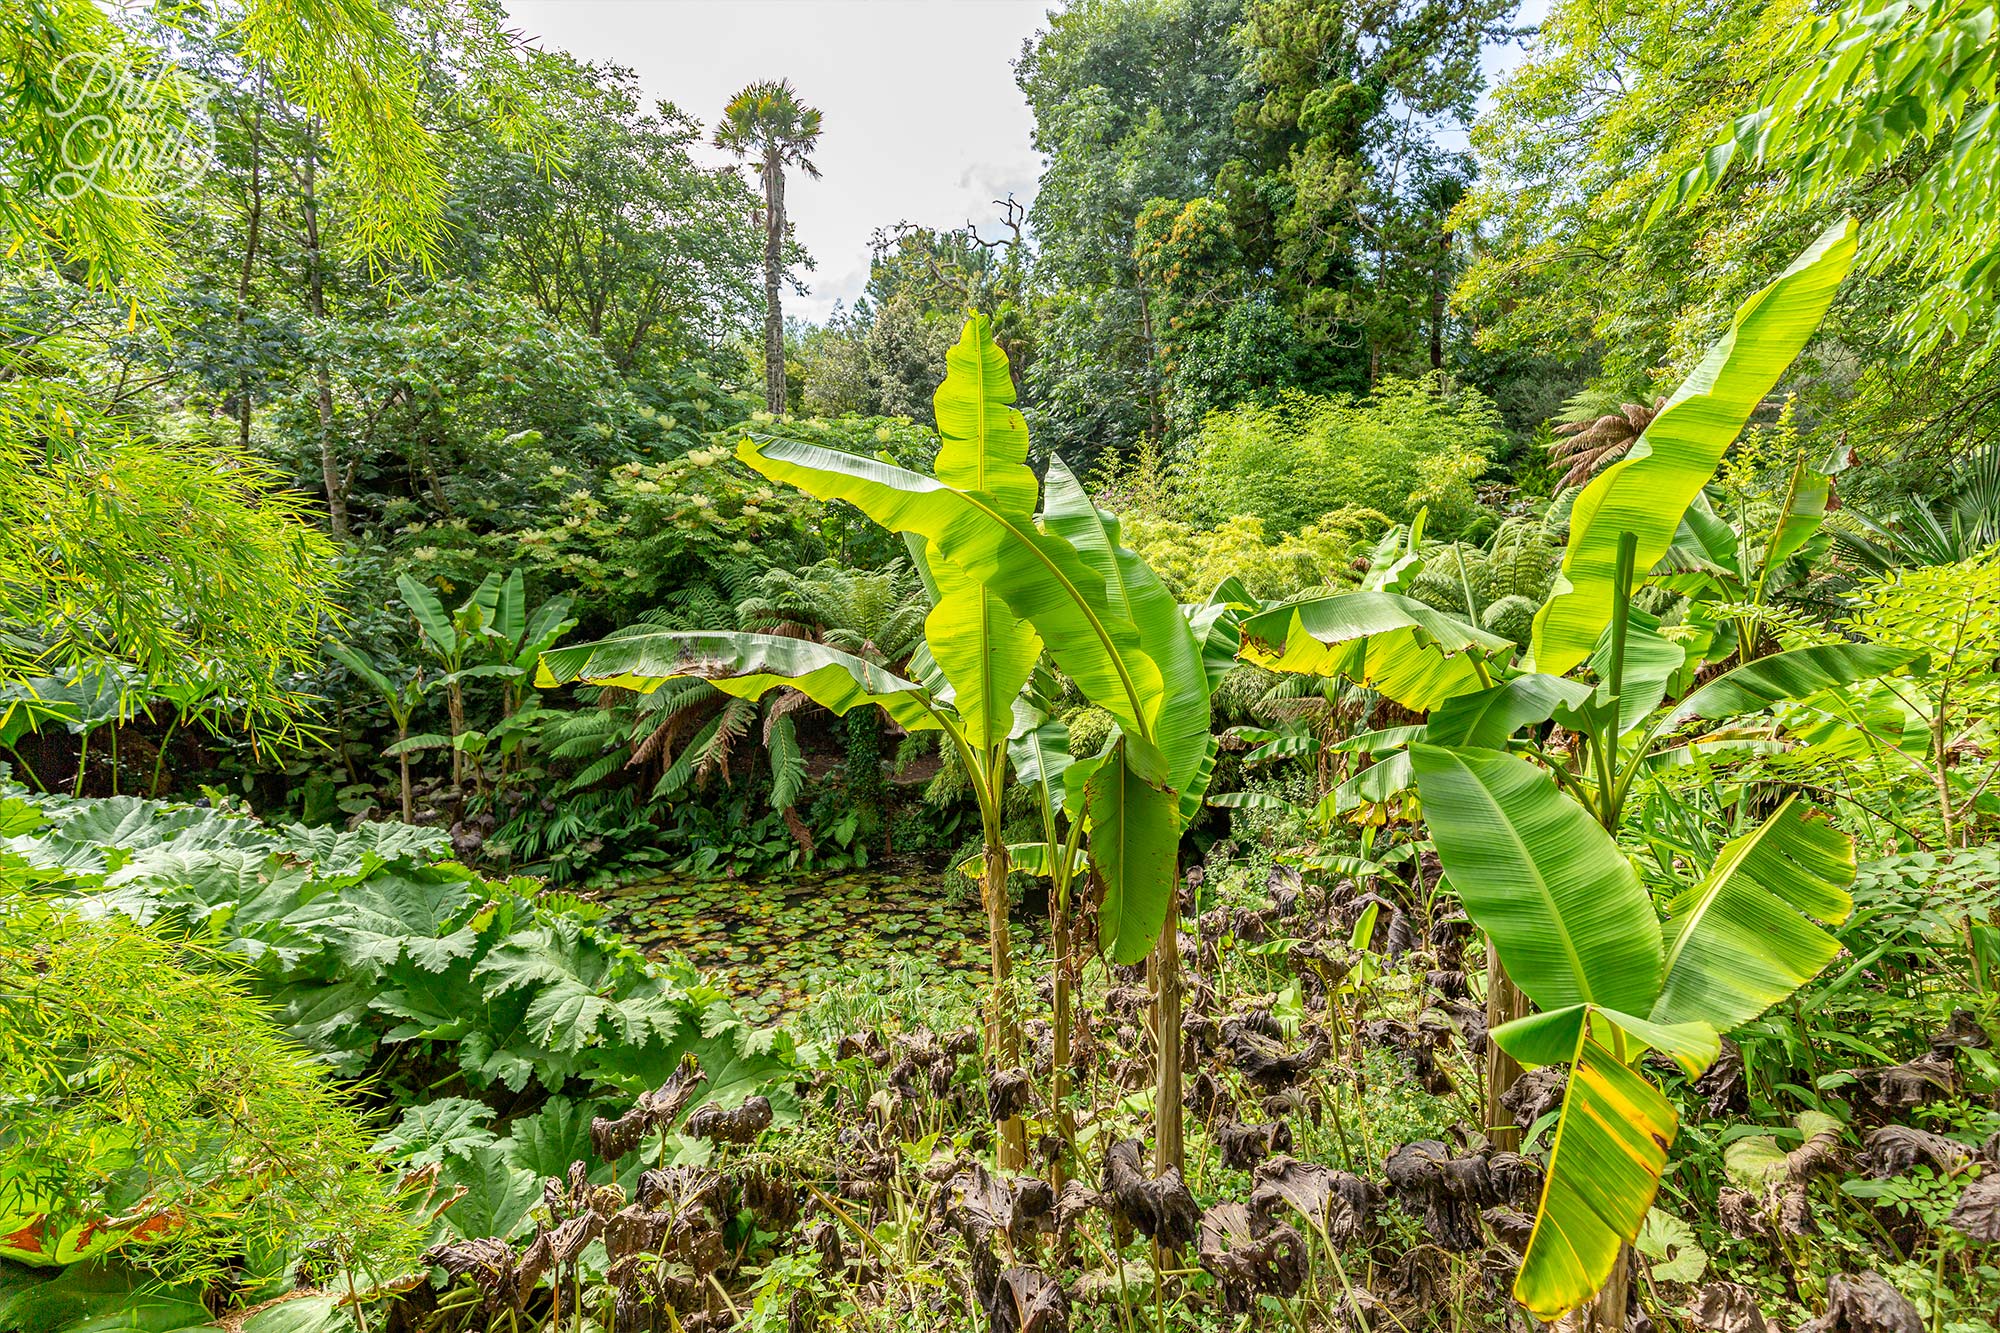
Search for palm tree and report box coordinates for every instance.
[715,79,822,417]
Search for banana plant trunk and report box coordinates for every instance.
[1050,886,1076,1189]
[1152,897,1184,1175]
[1484,953,1530,1150]
[983,839,1027,1169]
[397,722,414,824]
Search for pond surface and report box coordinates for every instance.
[603,867,1018,1018]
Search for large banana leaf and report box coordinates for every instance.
[1663,643,1923,728]
[1531,218,1858,674]
[1041,456,1211,796]
[911,320,1046,753]
[1007,704,1074,817]
[931,314,1037,521]
[926,557,1042,752]
[1490,1004,1717,1077]
[737,437,1172,779]
[1238,591,1511,712]
[1650,797,1856,1031]
[536,631,941,733]
[1426,675,1593,748]
[1510,1021,1682,1320]
[1087,737,1182,965]
[1408,744,1661,1014]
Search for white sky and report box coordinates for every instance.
[504,0,1547,322]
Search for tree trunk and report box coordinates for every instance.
[1485,951,1531,1150]
[398,722,414,823]
[762,153,787,417]
[983,839,1026,1169]
[1133,276,1165,444]
[300,138,348,537]
[1152,899,1184,1175]
[1428,230,1451,373]
[235,97,264,451]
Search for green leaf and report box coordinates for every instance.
[1664,643,1924,728]
[1650,797,1855,1032]
[1491,1003,1719,1078]
[1007,706,1074,816]
[1409,744,1662,1014]
[1426,674,1594,748]
[240,1295,351,1333]
[1088,741,1181,965]
[766,712,804,812]
[371,1097,498,1167]
[736,436,1170,777]
[1514,1024,1679,1320]
[925,555,1041,752]
[538,631,941,734]
[396,572,457,657]
[0,1261,208,1333]
[1040,456,1212,795]
[1238,591,1510,711]
[1635,1208,1709,1285]
[1531,218,1858,674]
[495,568,527,648]
[931,314,1037,520]
[500,1096,603,1181]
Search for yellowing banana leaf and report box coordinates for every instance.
[1238,591,1512,712]
[536,631,941,733]
[737,436,1172,780]
[1409,744,1661,1015]
[1490,1003,1719,1078]
[1531,218,1858,675]
[1513,1021,1681,1320]
[1650,797,1856,1032]
[959,841,1089,881]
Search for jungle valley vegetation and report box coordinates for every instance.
[4,1,2000,1332]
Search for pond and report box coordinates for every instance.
[601,866,1037,1020]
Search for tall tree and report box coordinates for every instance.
[715,79,823,416]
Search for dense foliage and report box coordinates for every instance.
[7,0,2000,1331]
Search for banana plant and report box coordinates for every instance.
[544,316,1213,1170]
[396,569,574,791]
[736,320,1213,1170]
[1410,741,1857,1319]
[1530,218,1858,674]
[324,642,428,822]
